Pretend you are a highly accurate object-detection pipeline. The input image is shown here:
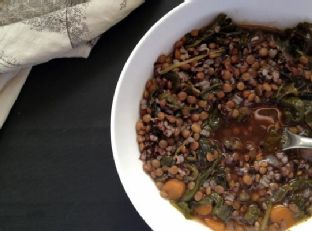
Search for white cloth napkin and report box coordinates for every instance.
[0,0,144,128]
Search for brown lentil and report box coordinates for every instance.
[242,72,251,81]
[159,140,168,149]
[198,100,207,108]
[194,191,204,201]
[177,91,187,101]
[225,100,235,109]
[157,54,167,63]
[205,187,212,195]
[191,29,199,37]
[243,174,253,185]
[206,152,215,162]
[167,115,176,124]
[259,47,269,57]
[191,114,200,122]
[155,168,164,177]
[237,81,245,91]
[223,70,233,80]
[190,141,200,151]
[216,91,225,99]
[143,114,152,124]
[223,83,233,93]
[193,133,200,141]
[200,111,209,120]
[168,165,179,175]
[233,201,241,210]
[157,112,165,120]
[231,109,240,118]
[259,167,267,175]
[191,123,201,133]
[208,43,216,49]
[300,55,309,65]
[180,63,191,70]
[196,72,205,80]
[187,95,197,104]
[263,82,272,92]
[182,129,191,138]
[188,181,195,190]
[248,93,256,102]
[246,55,256,65]
[136,121,144,131]
[251,192,260,202]
[215,185,225,194]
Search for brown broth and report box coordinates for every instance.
[213,106,281,149]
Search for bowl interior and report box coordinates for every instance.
[111,1,312,230]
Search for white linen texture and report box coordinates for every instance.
[0,0,144,127]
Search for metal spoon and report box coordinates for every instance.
[282,129,312,151]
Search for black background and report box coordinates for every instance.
[0,1,183,231]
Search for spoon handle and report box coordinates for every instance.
[283,130,312,150]
[294,136,312,149]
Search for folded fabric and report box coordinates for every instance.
[0,0,144,128]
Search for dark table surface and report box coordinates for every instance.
[0,1,183,231]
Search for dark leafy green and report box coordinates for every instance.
[289,194,306,211]
[163,71,181,91]
[172,201,192,219]
[159,92,182,110]
[212,168,227,189]
[275,83,298,100]
[223,137,243,151]
[184,164,199,181]
[185,83,201,97]
[270,187,288,203]
[298,80,312,100]
[191,192,232,221]
[270,179,312,203]
[213,204,232,222]
[204,192,232,221]
[200,81,222,100]
[191,192,222,208]
[281,97,305,124]
[304,100,312,129]
[202,108,222,132]
[244,205,261,224]
[307,206,312,215]
[237,107,251,122]
[268,179,312,222]
[285,22,312,58]
[263,127,282,153]
[146,83,160,115]
[197,138,221,169]
[288,178,312,191]
[181,157,220,202]
[160,156,174,167]
[185,14,228,48]
[289,195,307,220]
[207,192,223,207]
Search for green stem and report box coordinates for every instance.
[260,203,272,231]
[174,138,190,156]
[159,54,207,75]
[160,48,225,75]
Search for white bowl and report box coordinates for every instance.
[111,0,312,230]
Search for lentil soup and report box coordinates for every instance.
[136,14,312,231]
